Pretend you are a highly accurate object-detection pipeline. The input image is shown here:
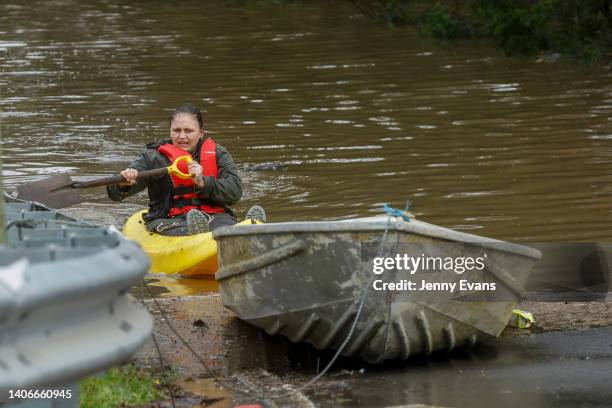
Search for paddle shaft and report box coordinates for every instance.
[70,167,169,189]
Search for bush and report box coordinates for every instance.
[419,6,473,39]
[471,0,556,54]
[346,0,413,26]
[347,0,612,61]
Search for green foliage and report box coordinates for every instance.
[419,6,472,39]
[471,0,556,54]
[550,0,612,61]
[347,0,612,61]
[377,0,413,25]
[79,365,165,408]
[347,0,413,26]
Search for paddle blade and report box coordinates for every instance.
[16,174,81,208]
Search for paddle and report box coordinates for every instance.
[16,156,193,209]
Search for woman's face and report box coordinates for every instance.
[170,113,203,153]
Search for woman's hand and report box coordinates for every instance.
[189,161,204,188]
[119,168,138,187]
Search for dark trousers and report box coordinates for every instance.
[145,212,236,236]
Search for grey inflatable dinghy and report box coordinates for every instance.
[0,194,151,401]
[213,216,541,364]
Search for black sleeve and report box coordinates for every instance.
[106,153,151,202]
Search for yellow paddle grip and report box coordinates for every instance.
[167,156,193,180]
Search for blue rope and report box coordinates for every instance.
[383,201,412,222]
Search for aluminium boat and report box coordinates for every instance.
[213,215,541,364]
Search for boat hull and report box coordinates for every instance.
[123,209,258,277]
[213,217,541,363]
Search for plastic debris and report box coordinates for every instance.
[508,309,536,329]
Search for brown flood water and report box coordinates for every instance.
[2,0,612,295]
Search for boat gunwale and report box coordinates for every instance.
[213,217,542,260]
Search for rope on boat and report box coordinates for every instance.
[139,282,177,408]
[143,202,408,402]
[142,281,267,399]
[383,200,413,222]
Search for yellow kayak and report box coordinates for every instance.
[123,209,258,277]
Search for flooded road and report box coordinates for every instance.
[2,0,612,245]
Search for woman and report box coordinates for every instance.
[107,103,264,235]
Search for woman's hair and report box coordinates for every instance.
[169,103,203,129]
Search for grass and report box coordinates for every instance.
[79,364,166,408]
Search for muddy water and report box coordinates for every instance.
[297,327,612,408]
[2,2,612,259]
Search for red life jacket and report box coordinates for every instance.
[158,138,225,217]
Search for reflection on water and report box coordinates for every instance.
[143,275,219,298]
[2,2,612,252]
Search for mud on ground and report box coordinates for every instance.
[132,295,612,407]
